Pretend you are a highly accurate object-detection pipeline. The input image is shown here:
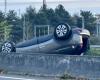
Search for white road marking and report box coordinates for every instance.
[0,75,35,80]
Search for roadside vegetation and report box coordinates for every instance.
[87,48,100,56]
[90,36,100,45]
[88,36,100,56]
[0,4,97,43]
[60,74,89,80]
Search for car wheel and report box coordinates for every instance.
[54,23,72,40]
[1,42,16,53]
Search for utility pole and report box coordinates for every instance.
[43,0,46,9]
[23,16,26,41]
[5,0,7,15]
[43,0,46,6]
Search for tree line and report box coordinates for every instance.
[0,4,97,43]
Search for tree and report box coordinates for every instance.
[0,11,5,22]
[25,6,36,24]
[46,8,57,26]
[35,6,49,25]
[22,6,37,39]
[73,14,83,28]
[55,4,72,25]
[80,11,96,34]
[35,12,49,25]
[6,10,22,43]
[0,21,11,42]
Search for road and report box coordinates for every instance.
[0,75,59,80]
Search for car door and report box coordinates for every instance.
[16,37,40,53]
[38,35,56,53]
[38,34,66,53]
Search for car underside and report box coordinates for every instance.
[1,23,90,55]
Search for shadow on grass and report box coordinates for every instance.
[60,74,89,80]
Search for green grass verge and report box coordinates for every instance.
[60,74,89,80]
[87,48,100,56]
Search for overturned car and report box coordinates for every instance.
[1,23,90,55]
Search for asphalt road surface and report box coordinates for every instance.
[0,75,59,80]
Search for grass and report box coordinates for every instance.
[60,74,76,79]
[87,48,100,56]
[60,74,89,80]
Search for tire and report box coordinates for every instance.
[1,42,16,53]
[54,23,72,40]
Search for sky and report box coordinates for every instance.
[0,0,100,15]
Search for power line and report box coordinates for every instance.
[0,1,78,5]
[0,2,54,6]
[0,1,99,6]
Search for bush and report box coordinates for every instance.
[60,74,89,80]
[87,48,100,56]
[90,36,100,45]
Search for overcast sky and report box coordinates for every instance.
[0,0,100,15]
